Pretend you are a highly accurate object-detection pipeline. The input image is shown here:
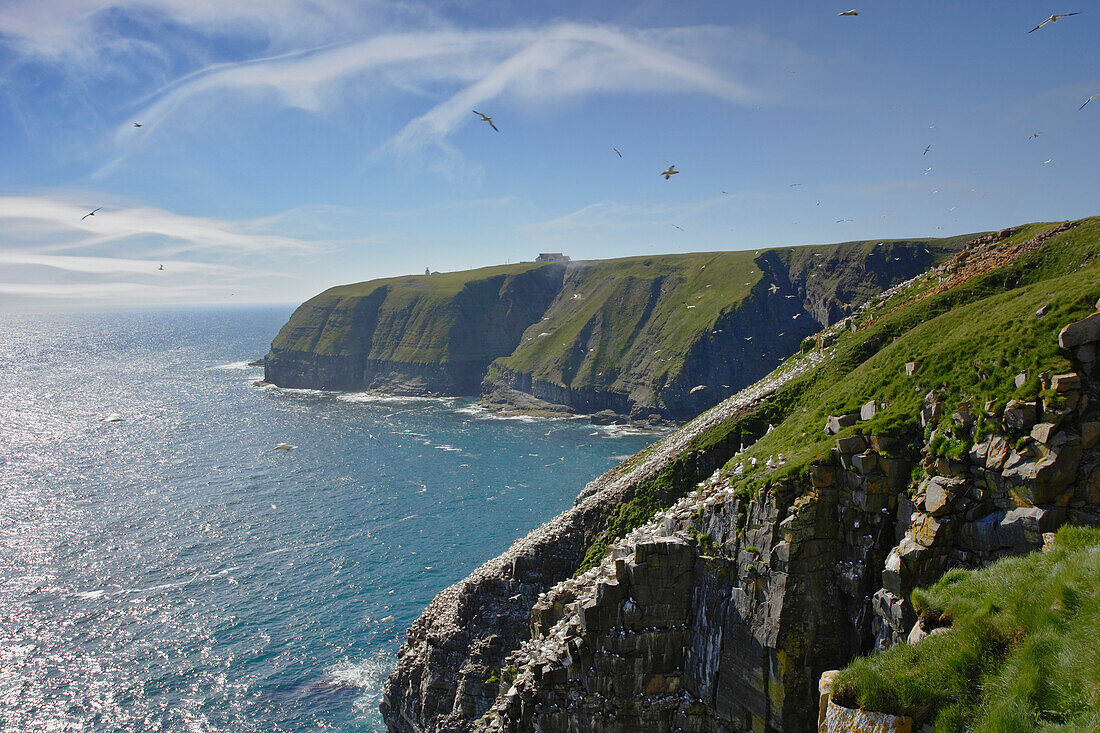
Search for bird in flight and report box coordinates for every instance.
[661,165,679,180]
[1028,132,1042,140]
[81,207,101,220]
[768,283,779,294]
[671,224,683,231]
[836,218,853,223]
[838,9,861,16]
[472,110,498,131]
[924,167,933,174]
[789,183,802,187]
[133,122,143,128]
[158,264,164,271]
[613,148,622,158]
[1080,94,1100,110]
[1029,13,1079,33]
[923,145,931,155]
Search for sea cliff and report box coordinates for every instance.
[380,218,1100,732]
[265,239,966,420]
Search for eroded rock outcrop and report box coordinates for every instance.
[380,347,832,732]
[474,326,1100,732]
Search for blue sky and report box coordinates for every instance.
[1,1,1097,306]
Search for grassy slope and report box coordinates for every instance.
[271,236,969,396]
[494,251,762,397]
[831,525,1100,732]
[570,217,1100,570]
[271,262,548,362]
[721,218,1100,494]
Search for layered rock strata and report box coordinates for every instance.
[475,320,1100,732]
[380,347,832,732]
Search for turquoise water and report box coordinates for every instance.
[0,306,659,732]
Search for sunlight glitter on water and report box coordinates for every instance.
[0,306,660,731]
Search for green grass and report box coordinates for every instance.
[497,251,763,391]
[716,218,1100,495]
[563,216,1099,574]
[831,526,1100,732]
[271,236,970,409]
[271,261,552,361]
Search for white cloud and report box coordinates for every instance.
[0,251,229,275]
[0,0,395,62]
[0,195,322,256]
[0,193,327,303]
[98,23,778,160]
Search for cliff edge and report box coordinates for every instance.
[381,217,1100,732]
[265,240,966,420]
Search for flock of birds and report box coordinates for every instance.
[459,10,1098,234]
[82,9,1096,239]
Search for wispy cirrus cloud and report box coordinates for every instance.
[0,195,322,256]
[90,22,792,171]
[0,193,327,303]
[0,0,402,63]
[0,251,230,275]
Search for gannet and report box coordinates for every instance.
[472,110,498,131]
[1029,13,1079,33]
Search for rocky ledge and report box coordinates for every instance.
[475,310,1100,732]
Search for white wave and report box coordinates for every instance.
[75,589,106,599]
[591,424,664,437]
[324,652,394,691]
[207,360,259,371]
[453,404,546,423]
[267,386,329,396]
[338,391,455,405]
[434,444,462,452]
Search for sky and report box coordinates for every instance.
[0,1,1097,307]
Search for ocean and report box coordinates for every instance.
[0,306,660,732]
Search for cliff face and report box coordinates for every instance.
[381,217,1100,732]
[266,239,964,418]
[265,263,566,393]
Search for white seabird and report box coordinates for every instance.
[1029,13,1079,33]
[472,110,498,131]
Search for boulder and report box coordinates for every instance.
[1003,400,1038,432]
[1058,313,1100,348]
[904,362,919,377]
[1031,422,1058,445]
[836,434,868,455]
[923,477,964,517]
[860,399,878,421]
[589,409,626,425]
[1015,371,1028,389]
[1052,372,1080,392]
[852,451,880,475]
[825,699,913,733]
[825,413,859,435]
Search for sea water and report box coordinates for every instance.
[0,306,660,732]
